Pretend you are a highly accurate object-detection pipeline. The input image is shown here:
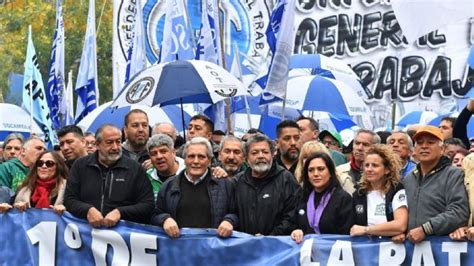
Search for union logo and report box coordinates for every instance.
[126,77,155,103]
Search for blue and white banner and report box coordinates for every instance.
[2,209,474,265]
[46,0,66,130]
[22,26,58,149]
[75,0,98,123]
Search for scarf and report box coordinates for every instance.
[307,187,335,234]
[350,156,361,172]
[31,178,57,208]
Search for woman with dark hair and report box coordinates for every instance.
[291,152,353,243]
[350,144,408,241]
[12,151,68,214]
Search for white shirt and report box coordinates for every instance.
[367,189,407,225]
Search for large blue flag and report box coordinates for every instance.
[46,0,66,130]
[124,0,146,84]
[160,0,194,63]
[22,26,58,149]
[75,0,98,123]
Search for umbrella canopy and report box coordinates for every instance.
[285,75,368,117]
[232,101,356,139]
[290,54,373,101]
[0,103,44,140]
[396,111,439,127]
[112,60,249,108]
[77,101,191,134]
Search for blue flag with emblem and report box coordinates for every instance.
[46,0,66,130]
[75,0,98,123]
[22,26,58,149]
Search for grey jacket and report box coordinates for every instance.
[403,156,469,235]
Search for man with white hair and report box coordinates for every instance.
[404,125,469,243]
[151,137,238,239]
[234,134,300,236]
[153,122,178,143]
[387,130,416,178]
[337,129,381,194]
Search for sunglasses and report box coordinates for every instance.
[37,160,56,168]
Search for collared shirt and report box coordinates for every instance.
[401,159,417,179]
[184,169,209,185]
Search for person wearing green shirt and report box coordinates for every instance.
[0,136,45,192]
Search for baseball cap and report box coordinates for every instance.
[413,125,444,142]
[319,130,343,147]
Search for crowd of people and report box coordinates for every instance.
[1,99,474,244]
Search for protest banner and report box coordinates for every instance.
[1,209,474,265]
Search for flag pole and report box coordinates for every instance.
[391,101,396,130]
[216,0,233,135]
[233,42,252,128]
[28,25,34,135]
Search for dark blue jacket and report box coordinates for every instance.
[150,169,238,228]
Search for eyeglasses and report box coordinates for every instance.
[322,140,339,146]
[37,160,56,168]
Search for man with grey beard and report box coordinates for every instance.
[65,124,154,227]
[274,120,303,176]
[234,134,300,235]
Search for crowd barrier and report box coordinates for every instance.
[1,209,473,265]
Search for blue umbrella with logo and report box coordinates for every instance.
[77,101,191,134]
[112,60,249,135]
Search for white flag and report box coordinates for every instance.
[391,0,474,43]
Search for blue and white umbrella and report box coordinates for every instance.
[285,75,369,117]
[232,100,357,139]
[396,111,439,127]
[112,60,249,108]
[290,54,373,101]
[77,101,191,134]
[0,103,44,139]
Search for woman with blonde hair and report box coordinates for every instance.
[350,144,408,241]
[0,151,68,214]
[294,141,330,184]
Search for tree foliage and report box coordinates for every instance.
[0,0,113,103]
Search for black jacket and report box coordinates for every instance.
[150,169,238,228]
[64,153,155,224]
[234,162,301,235]
[352,183,404,226]
[275,154,297,176]
[294,185,353,235]
[453,107,472,149]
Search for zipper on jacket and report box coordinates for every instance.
[101,170,109,213]
[108,172,114,198]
